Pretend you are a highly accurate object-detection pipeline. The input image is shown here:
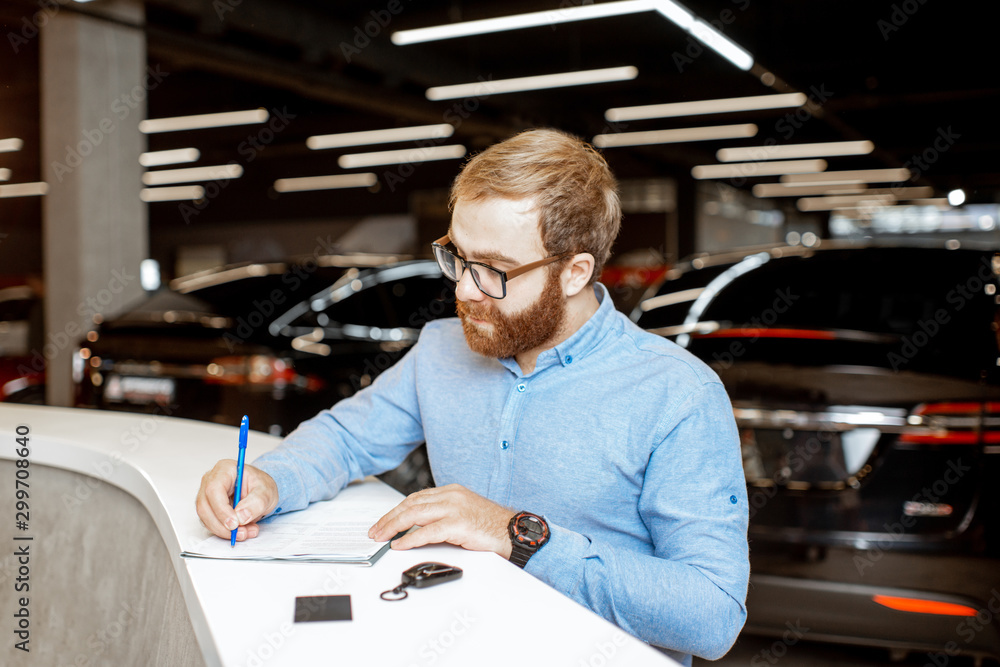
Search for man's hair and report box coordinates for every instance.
[449,128,621,284]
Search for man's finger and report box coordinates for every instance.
[372,500,440,541]
[390,520,449,551]
[195,493,230,538]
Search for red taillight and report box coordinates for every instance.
[872,595,977,617]
[900,402,1000,445]
[693,328,838,340]
[204,355,323,391]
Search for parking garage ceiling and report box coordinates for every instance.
[1,0,998,230]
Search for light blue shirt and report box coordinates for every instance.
[253,284,749,664]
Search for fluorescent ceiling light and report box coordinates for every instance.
[0,138,24,153]
[797,188,935,210]
[782,168,911,184]
[274,174,378,192]
[0,168,10,182]
[692,159,827,180]
[139,109,268,134]
[717,140,875,162]
[139,148,200,167]
[426,66,638,101]
[307,124,454,150]
[753,183,866,198]
[900,198,950,207]
[771,178,866,188]
[394,1,752,70]
[0,182,48,198]
[142,164,243,186]
[140,186,206,202]
[947,189,966,206]
[392,0,654,44]
[338,145,467,169]
[652,0,694,29]
[754,184,933,199]
[798,194,896,211]
[606,93,805,122]
[862,186,933,198]
[594,123,757,148]
[688,18,753,70]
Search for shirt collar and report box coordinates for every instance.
[497,282,618,376]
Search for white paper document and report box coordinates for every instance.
[181,483,401,565]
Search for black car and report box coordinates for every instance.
[0,285,45,404]
[633,242,1000,662]
[74,255,454,492]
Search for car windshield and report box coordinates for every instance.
[675,248,999,383]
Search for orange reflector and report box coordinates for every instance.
[872,595,977,617]
[693,328,837,340]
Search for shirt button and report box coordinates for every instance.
[729,495,738,504]
[516,383,526,392]
[500,440,509,450]
[565,355,573,364]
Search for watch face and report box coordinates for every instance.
[516,515,546,543]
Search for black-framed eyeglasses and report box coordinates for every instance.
[432,234,570,299]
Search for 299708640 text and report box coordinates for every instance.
[13,423,32,653]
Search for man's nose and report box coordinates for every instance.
[455,267,485,302]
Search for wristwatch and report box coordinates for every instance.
[508,511,550,568]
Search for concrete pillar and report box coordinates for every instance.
[40,2,148,406]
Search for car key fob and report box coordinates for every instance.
[381,562,463,600]
[403,562,463,588]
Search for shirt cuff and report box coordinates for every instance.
[252,458,302,519]
[524,522,591,593]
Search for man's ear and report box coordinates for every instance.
[562,253,595,297]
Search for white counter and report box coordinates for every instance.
[0,404,674,666]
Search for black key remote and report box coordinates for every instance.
[402,562,464,588]
[381,562,463,600]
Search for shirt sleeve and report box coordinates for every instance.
[524,381,749,660]
[251,340,426,515]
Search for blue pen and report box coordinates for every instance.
[231,415,249,547]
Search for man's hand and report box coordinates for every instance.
[368,484,514,559]
[196,460,279,542]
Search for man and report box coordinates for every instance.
[196,129,749,664]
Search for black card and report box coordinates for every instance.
[294,595,352,623]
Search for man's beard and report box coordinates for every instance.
[456,268,567,359]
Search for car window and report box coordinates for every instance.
[682,248,1000,382]
[284,263,454,334]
